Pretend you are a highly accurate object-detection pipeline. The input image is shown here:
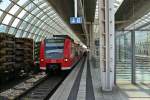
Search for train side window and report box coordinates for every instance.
[71,43,75,57]
[75,48,78,56]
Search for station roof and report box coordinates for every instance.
[1,0,146,44]
[93,0,124,36]
[0,0,98,45]
[47,0,97,43]
[48,0,124,43]
[115,0,150,30]
[0,0,82,44]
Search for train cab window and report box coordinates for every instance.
[45,39,64,59]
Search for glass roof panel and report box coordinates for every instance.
[28,32,32,38]
[43,7,51,12]
[0,0,11,10]
[9,5,20,15]
[0,24,7,32]
[31,26,37,33]
[25,24,31,31]
[35,20,42,26]
[39,3,47,8]
[33,0,43,4]
[47,10,55,15]
[19,21,27,29]
[22,31,27,37]
[18,10,27,18]
[12,18,20,27]
[25,3,35,11]
[35,28,40,34]
[0,10,3,16]
[36,11,43,17]
[25,14,34,22]
[50,13,57,18]
[31,7,40,15]
[2,14,12,25]
[16,30,22,37]
[17,0,28,6]
[41,15,47,20]
[8,27,15,34]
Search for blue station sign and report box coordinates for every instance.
[70,17,82,24]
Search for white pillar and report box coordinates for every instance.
[74,0,78,17]
[89,22,94,58]
[99,0,115,91]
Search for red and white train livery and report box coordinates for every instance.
[40,35,84,74]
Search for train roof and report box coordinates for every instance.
[53,35,74,41]
[53,35,70,39]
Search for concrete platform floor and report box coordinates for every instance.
[49,56,150,100]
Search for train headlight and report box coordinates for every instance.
[64,58,68,62]
[41,59,44,62]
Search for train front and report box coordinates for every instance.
[40,39,64,72]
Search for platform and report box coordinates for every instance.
[49,56,150,100]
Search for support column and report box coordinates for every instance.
[86,29,90,50]
[131,31,136,84]
[89,22,94,59]
[99,0,115,91]
[118,37,121,61]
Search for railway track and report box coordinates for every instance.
[0,73,67,100]
[19,75,66,100]
[0,71,69,100]
[0,73,46,100]
[0,56,85,100]
[18,57,83,100]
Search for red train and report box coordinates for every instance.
[40,35,84,74]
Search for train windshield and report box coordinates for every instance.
[45,39,64,59]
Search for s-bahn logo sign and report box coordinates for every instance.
[70,17,82,24]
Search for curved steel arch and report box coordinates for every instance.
[0,0,77,42]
